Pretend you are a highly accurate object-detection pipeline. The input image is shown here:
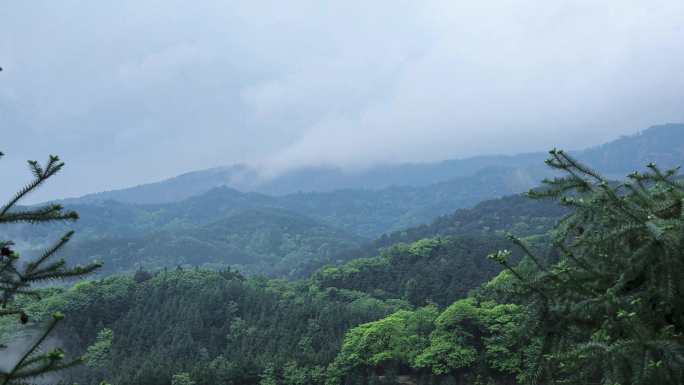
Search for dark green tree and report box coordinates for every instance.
[0,153,101,384]
[490,149,684,384]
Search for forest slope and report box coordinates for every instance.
[2,167,539,277]
[4,150,684,385]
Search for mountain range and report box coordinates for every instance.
[65,123,684,204]
[5,123,683,277]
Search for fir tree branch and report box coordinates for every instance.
[1,312,64,385]
[0,205,78,224]
[0,152,101,385]
[0,155,64,217]
[25,231,74,275]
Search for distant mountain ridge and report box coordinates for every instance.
[65,123,684,205]
[6,123,682,278]
[4,164,549,277]
[9,165,540,241]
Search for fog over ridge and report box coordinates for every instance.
[1,1,683,201]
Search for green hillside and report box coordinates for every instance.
[61,208,366,277]
[4,151,684,385]
[5,125,681,279]
[2,167,539,277]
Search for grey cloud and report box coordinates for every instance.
[1,0,683,201]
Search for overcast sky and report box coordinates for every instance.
[1,0,683,201]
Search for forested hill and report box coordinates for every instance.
[65,123,684,204]
[7,124,681,279]
[4,149,684,385]
[62,208,367,277]
[3,166,541,277]
[8,166,535,241]
[1,209,554,384]
[6,130,666,279]
[66,186,567,279]
[300,185,570,301]
[296,193,569,278]
[579,123,684,175]
[338,193,569,262]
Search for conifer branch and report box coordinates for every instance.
[0,313,63,385]
[0,152,101,384]
[512,150,684,384]
[25,231,74,275]
[0,205,78,224]
[0,156,64,217]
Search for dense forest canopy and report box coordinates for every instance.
[3,144,684,385]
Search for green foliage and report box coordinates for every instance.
[259,365,278,385]
[407,238,442,258]
[85,328,113,369]
[491,149,684,384]
[172,372,196,385]
[60,207,366,278]
[416,298,525,376]
[331,298,525,384]
[12,269,405,385]
[345,193,568,263]
[314,236,530,307]
[414,299,481,374]
[328,150,684,385]
[336,306,439,369]
[0,153,100,384]
[282,361,326,385]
